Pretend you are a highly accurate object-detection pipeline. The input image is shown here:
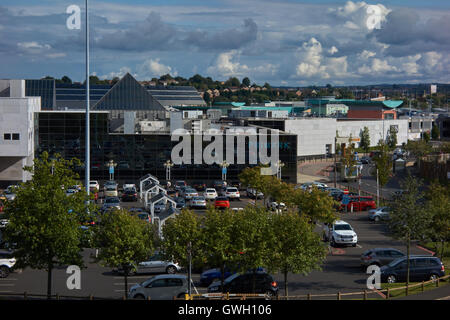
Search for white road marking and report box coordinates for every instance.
[356,244,363,248]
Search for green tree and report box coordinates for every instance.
[424,182,450,260]
[3,152,94,299]
[292,188,337,224]
[371,140,392,200]
[242,77,251,87]
[431,124,440,140]
[200,208,240,288]
[423,131,430,143]
[267,212,327,298]
[93,209,155,297]
[61,76,72,84]
[387,126,398,150]
[160,210,203,271]
[233,207,272,294]
[360,127,371,153]
[388,175,430,290]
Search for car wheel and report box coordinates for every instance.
[265,290,275,300]
[331,237,336,247]
[166,266,177,274]
[0,266,10,278]
[429,274,439,282]
[133,294,145,300]
[387,275,397,284]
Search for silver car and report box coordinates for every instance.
[369,207,391,222]
[128,274,189,300]
[132,252,181,275]
[189,196,207,209]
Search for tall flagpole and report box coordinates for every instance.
[85,0,90,196]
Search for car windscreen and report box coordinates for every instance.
[224,273,240,284]
[334,224,352,231]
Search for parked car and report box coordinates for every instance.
[340,196,376,211]
[123,183,136,191]
[3,189,16,202]
[121,189,138,202]
[65,188,78,197]
[200,266,265,287]
[118,252,181,275]
[215,197,230,209]
[128,274,189,300]
[104,185,119,197]
[104,181,118,190]
[89,180,100,191]
[360,248,405,269]
[0,250,16,278]
[174,197,186,209]
[101,197,121,212]
[368,207,391,222]
[323,220,358,247]
[175,181,187,191]
[267,201,286,211]
[189,196,207,209]
[380,255,445,283]
[182,188,198,200]
[204,188,218,201]
[213,180,227,190]
[246,187,263,199]
[207,272,278,298]
[137,212,151,224]
[222,187,240,200]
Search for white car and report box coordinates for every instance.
[89,180,100,191]
[323,220,358,247]
[0,251,16,278]
[203,188,218,201]
[104,186,118,197]
[223,187,240,200]
[123,183,136,191]
[65,188,78,196]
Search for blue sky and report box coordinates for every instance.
[1,0,449,85]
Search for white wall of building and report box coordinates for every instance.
[284,118,410,158]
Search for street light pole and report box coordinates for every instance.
[85,0,90,196]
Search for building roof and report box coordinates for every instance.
[93,73,165,111]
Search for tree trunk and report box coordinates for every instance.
[124,265,129,299]
[220,262,225,290]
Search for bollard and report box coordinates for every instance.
[307,293,311,300]
[364,290,367,301]
[386,288,390,300]
[90,295,93,301]
[422,281,425,292]
[337,292,341,300]
[24,291,27,300]
[437,278,440,288]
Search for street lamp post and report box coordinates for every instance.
[164,160,174,182]
[276,160,284,180]
[85,0,90,196]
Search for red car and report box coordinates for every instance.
[340,196,376,211]
[215,197,230,209]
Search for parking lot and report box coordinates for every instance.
[1,189,434,299]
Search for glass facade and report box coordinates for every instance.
[26,79,55,110]
[36,112,297,185]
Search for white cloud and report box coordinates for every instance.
[138,59,178,78]
[206,50,250,78]
[101,67,134,80]
[358,50,376,60]
[328,46,339,55]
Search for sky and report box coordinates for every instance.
[0,0,449,86]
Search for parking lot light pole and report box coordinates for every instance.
[276,160,284,180]
[164,160,174,181]
[85,0,90,197]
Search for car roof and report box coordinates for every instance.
[334,220,350,225]
[152,274,187,280]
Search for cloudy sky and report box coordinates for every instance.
[1,0,449,86]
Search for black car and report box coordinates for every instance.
[174,197,186,209]
[121,189,138,202]
[207,272,278,298]
[380,255,445,283]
